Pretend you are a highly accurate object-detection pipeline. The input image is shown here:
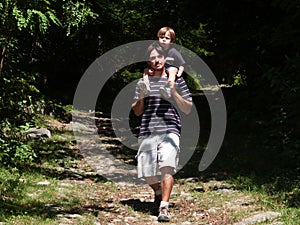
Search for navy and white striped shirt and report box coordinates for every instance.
[134,75,192,137]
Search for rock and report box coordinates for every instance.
[215,188,233,194]
[206,180,235,191]
[59,182,73,187]
[37,181,51,186]
[194,186,205,192]
[183,177,200,183]
[26,127,51,141]
[182,222,192,225]
[234,211,281,225]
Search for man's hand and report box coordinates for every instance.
[171,83,192,115]
[168,80,175,91]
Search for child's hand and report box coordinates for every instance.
[148,68,154,76]
[143,68,154,76]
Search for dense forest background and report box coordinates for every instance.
[1,0,299,206]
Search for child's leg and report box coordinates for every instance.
[167,67,178,84]
[159,67,178,99]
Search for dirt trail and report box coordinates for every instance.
[45,114,282,225]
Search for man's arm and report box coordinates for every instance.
[170,81,192,115]
[132,92,145,116]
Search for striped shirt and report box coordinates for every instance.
[134,75,192,137]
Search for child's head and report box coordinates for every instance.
[157,27,176,49]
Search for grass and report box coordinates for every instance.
[0,166,299,224]
[0,114,299,224]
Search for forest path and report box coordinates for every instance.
[41,113,282,225]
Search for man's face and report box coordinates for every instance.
[148,49,165,71]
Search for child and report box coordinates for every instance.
[157,26,185,98]
[139,27,185,98]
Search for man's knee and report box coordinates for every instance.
[145,176,159,185]
[160,166,174,180]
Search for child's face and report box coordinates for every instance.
[158,31,172,49]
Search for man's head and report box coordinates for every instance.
[146,42,166,71]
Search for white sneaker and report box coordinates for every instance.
[158,206,170,222]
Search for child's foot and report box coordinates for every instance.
[160,85,171,98]
[138,79,150,96]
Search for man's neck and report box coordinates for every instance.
[152,69,166,77]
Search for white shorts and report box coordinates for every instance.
[136,133,180,178]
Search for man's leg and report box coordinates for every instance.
[145,176,160,192]
[157,166,174,222]
[145,176,162,207]
[160,166,174,202]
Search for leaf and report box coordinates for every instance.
[30,9,50,34]
[13,6,27,30]
[46,11,62,27]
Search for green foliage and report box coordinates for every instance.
[0,70,43,125]
[1,0,61,35]
[0,1,299,215]
[120,69,143,83]
[0,0,99,169]
[255,55,300,169]
[0,137,36,168]
[177,23,214,57]
[232,69,247,86]
[184,70,202,90]
[62,0,98,36]
[0,120,36,169]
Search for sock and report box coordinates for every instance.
[159,201,169,209]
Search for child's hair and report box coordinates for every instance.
[157,27,176,43]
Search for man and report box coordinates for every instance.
[132,42,192,222]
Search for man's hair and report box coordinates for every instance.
[157,26,176,43]
[145,41,165,61]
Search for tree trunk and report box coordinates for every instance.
[0,36,8,77]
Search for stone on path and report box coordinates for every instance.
[37,181,51,186]
[234,211,281,225]
[26,127,51,140]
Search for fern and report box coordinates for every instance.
[12,6,27,31]
[62,1,98,36]
[31,9,50,34]
[46,11,62,27]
